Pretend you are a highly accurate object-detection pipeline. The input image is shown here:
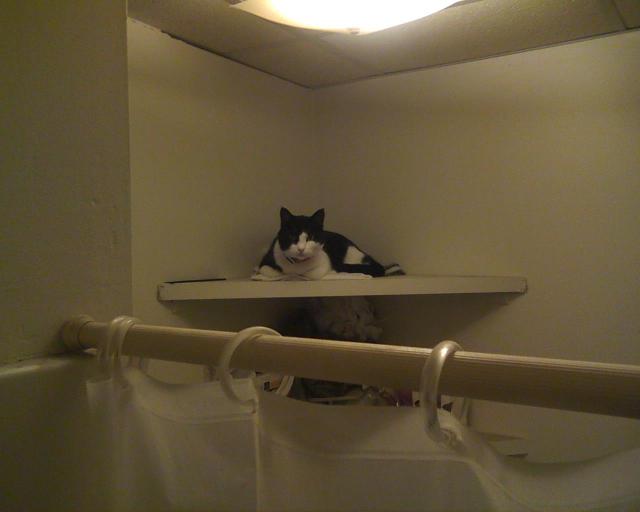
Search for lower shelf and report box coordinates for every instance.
[157,274,527,301]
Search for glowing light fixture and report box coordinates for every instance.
[229,0,460,35]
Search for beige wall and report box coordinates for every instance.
[1,1,131,363]
[314,31,640,460]
[128,21,319,379]
[127,21,639,456]
[4,0,635,467]
[315,31,639,360]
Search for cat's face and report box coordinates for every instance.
[278,207,325,262]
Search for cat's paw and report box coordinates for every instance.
[257,265,283,278]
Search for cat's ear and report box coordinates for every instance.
[280,207,293,225]
[310,208,325,229]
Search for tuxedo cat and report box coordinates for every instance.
[258,207,402,280]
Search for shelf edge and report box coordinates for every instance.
[157,275,528,301]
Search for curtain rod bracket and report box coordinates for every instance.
[61,315,95,351]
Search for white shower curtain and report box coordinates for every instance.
[87,366,640,512]
[87,368,257,511]
[256,388,640,512]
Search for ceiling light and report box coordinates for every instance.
[228,0,461,35]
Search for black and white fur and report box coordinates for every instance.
[258,208,402,280]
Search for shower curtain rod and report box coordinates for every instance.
[62,317,640,419]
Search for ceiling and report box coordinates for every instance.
[128,0,640,89]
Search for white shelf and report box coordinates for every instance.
[157,275,527,301]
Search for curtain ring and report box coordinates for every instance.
[217,326,292,410]
[99,316,139,387]
[420,340,462,443]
